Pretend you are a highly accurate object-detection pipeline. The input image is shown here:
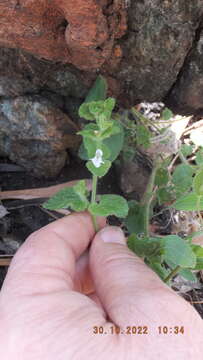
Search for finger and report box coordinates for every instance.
[2,213,105,297]
[90,226,199,327]
[74,250,95,295]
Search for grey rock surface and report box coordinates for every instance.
[166,25,203,114]
[0,96,79,177]
[0,48,88,99]
[116,0,203,105]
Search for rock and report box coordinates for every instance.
[0,0,127,70]
[115,0,203,105]
[116,152,152,201]
[0,96,80,177]
[0,48,88,99]
[166,26,203,114]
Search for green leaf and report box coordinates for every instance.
[104,97,116,113]
[179,269,197,282]
[136,125,151,148]
[89,195,129,217]
[124,201,145,234]
[161,235,196,268]
[161,108,173,121]
[181,144,194,157]
[191,245,203,270]
[85,75,107,102]
[78,103,95,121]
[127,234,163,258]
[86,159,111,177]
[172,164,194,193]
[147,261,170,281]
[83,138,97,158]
[43,180,89,211]
[157,186,175,205]
[194,258,203,270]
[172,193,203,211]
[193,168,203,195]
[195,148,203,165]
[78,142,88,160]
[155,168,169,186]
[100,121,120,140]
[191,244,203,257]
[103,122,124,161]
[89,101,105,117]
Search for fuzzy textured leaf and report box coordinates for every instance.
[172,193,203,211]
[193,168,203,196]
[172,164,194,193]
[43,180,89,211]
[161,108,173,120]
[89,195,128,217]
[124,201,145,234]
[85,75,107,102]
[161,235,196,268]
[86,159,111,177]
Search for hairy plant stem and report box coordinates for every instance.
[164,265,181,283]
[91,174,99,232]
[141,160,160,237]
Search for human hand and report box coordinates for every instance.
[0,212,202,359]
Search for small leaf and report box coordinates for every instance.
[191,244,203,257]
[155,168,169,186]
[89,195,129,217]
[179,269,197,282]
[127,234,163,258]
[103,122,124,161]
[161,235,196,268]
[161,108,173,121]
[193,168,203,195]
[181,144,194,157]
[147,261,170,281]
[124,201,145,234]
[195,148,203,165]
[104,97,116,113]
[89,101,105,117]
[78,103,95,121]
[157,186,175,205]
[43,180,89,211]
[172,193,203,211]
[136,125,151,148]
[194,258,203,270]
[85,75,107,102]
[86,159,111,177]
[172,164,194,193]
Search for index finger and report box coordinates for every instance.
[1,212,106,297]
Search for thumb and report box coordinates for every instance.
[89,226,185,327]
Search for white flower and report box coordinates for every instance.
[91,149,104,168]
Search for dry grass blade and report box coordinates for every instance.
[0,256,12,267]
[0,179,92,200]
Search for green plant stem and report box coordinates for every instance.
[91,174,99,232]
[197,195,203,228]
[164,265,181,283]
[179,150,189,166]
[141,160,160,237]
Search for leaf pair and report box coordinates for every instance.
[43,181,128,218]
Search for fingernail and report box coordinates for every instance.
[99,226,126,245]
